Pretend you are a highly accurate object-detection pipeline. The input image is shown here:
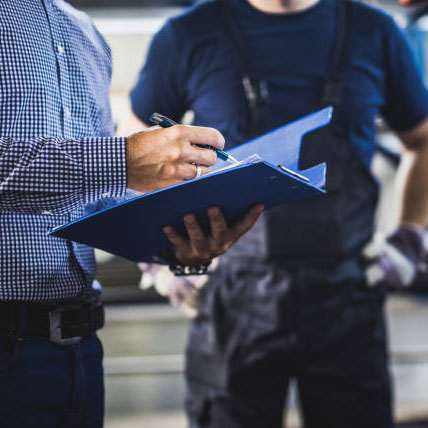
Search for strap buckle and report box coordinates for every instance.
[49,304,83,345]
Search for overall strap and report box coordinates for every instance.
[218,0,349,133]
[218,0,255,79]
[218,0,271,138]
[320,0,348,121]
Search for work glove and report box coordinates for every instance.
[364,224,427,290]
[138,261,216,317]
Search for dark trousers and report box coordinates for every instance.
[185,262,394,428]
[0,333,104,428]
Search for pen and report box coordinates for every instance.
[149,112,238,164]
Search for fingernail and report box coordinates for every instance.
[163,226,172,234]
[208,207,220,216]
[215,133,225,149]
[184,214,195,224]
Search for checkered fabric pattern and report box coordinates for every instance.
[0,0,127,302]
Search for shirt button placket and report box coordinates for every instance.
[56,43,70,127]
[47,2,70,135]
[63,106,71,120]
[57,44,65,55]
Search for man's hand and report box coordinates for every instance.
[365,116,428,290]
[126,125,224,192]
[364,224,426,290]
[163,204,265,266]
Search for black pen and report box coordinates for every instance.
[149,112,238,164]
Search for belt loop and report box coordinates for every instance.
[88,303,95,333]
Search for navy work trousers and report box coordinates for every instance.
[0,333,104,428]
[185,261,394,428]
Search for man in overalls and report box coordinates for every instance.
[126,0,428,426]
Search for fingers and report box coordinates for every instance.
[163,216,208,250]
[163,225,188,249]
[183,214,208,255]
[164,215,211,265]
[164,206,263,266]
[207,205,263,257]
[181,143,217,167]
[177,125,225,150]
[126,125,223,192]
[161,124,224,151]
[174,163,211,181]
[148,163,210,191]
[231,204,265,239]
[207,207,228,252]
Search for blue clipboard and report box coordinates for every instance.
[50,107,332,263]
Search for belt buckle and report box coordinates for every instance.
[49,304,83,345]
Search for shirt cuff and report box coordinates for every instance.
[81,137,127,203]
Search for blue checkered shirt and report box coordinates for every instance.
[0,0,127,303]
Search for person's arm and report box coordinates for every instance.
[365,120,428,289]
[364,17,428,289]
[398,118,428,227]
[0,125,224,215]
[0,136,127,215]
[128,21,188,131]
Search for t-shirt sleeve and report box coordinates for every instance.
[130,21,187,124]
[382,16,428,132]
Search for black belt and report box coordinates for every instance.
[0,301,105,345]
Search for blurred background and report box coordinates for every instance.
[68,0,428,426]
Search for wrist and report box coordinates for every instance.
[153,250,213,276]
[125,133,139,191]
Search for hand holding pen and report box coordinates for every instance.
[126,122,224,192]
[150,113,238,166]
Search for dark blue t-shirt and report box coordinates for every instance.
[131,0,428,168]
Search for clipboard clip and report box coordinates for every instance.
[277,165,310,183]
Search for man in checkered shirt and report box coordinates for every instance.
[0,1,263,426]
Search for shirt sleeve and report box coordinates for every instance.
[130,21,187,124]
[382,16,428,132]
[0,136,127,215]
